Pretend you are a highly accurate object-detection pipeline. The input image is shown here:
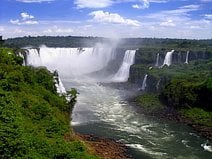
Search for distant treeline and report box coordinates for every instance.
[4,36,212,49]
[5,36,111,48]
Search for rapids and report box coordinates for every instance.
[25,46,211,159]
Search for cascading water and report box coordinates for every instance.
[25,46,211,159]
[26,45,114,77]
[155,53,160,67]
[54,72,67,95]
[162,50,174,67]
[156,79,161,91]
[18,52,26,66]
[112,50,136,82]
[185,51,189,64]
[178,52,181,63]
[141,74,148,91]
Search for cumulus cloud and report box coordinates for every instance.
[10,12,38,25]
[16,0,55,3]
[21,12,34,20]
[89,10,140,26]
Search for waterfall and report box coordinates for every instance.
[141,74,148,91]
[26,49,42,66]
[156,79,161,91]
[18,52,26,66]
[155,53,160,67]
[185,51,189,64]
[162,50,174,67]
[26,45,115,77]
[112,50,136,82]
[178,52,181,63]
[54,73,67,95]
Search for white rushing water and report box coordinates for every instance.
[54,75,67,95]
[18,52,26,66]
[162,50,174,67]
[112,50,136,82]
[155,53,160,67]
[25,46,211,159]
[26,45,115,77]
[185,51,189,64]
[141,74,148,91]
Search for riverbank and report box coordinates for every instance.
[75,133,132,159]
[130,93,212,141]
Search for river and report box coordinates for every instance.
[25,46,212,159]
[62,76,212,159]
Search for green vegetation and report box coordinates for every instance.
[4,36,212,51]
[159,73,212,128]
[136,93,164,111]
[4,36,112,48]
[0,47,98,159]
[132,45,212,128]
[180,108,212,127]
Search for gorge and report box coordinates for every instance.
[23,43,212,159]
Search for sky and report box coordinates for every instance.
[0,0,212,39]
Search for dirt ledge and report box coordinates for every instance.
[75,133,132,159]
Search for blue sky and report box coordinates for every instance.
[0,0,212,39]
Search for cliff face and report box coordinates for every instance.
[129,48,212,92]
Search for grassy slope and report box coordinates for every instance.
[0,47,98,159]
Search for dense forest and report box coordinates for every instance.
[4,36,110,48]
[133,46,212,137]
[4,36,212,49]
[0,46,97,158]
[1,36,212,156]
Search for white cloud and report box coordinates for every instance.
[2,2,211,39]
[16,0,55,3]
[132,4,141,9]
[21,12,34,20]
[160,19,175,26]
[10,12,38,25]
[74,0,113,8]
[10,20,20,25]
[179,4,200,10]
[89,10,140,26]
[132,0,149,9]
[10,19,38,25]
[204,14,212,20]
[144,4,200,20]
[149,0,168,2]
[43,26,74,33]
[134,4,211,38]
[74,0,169,9]
[131,0,169,10]
[24,20,39,25]
[0,26,5,32]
